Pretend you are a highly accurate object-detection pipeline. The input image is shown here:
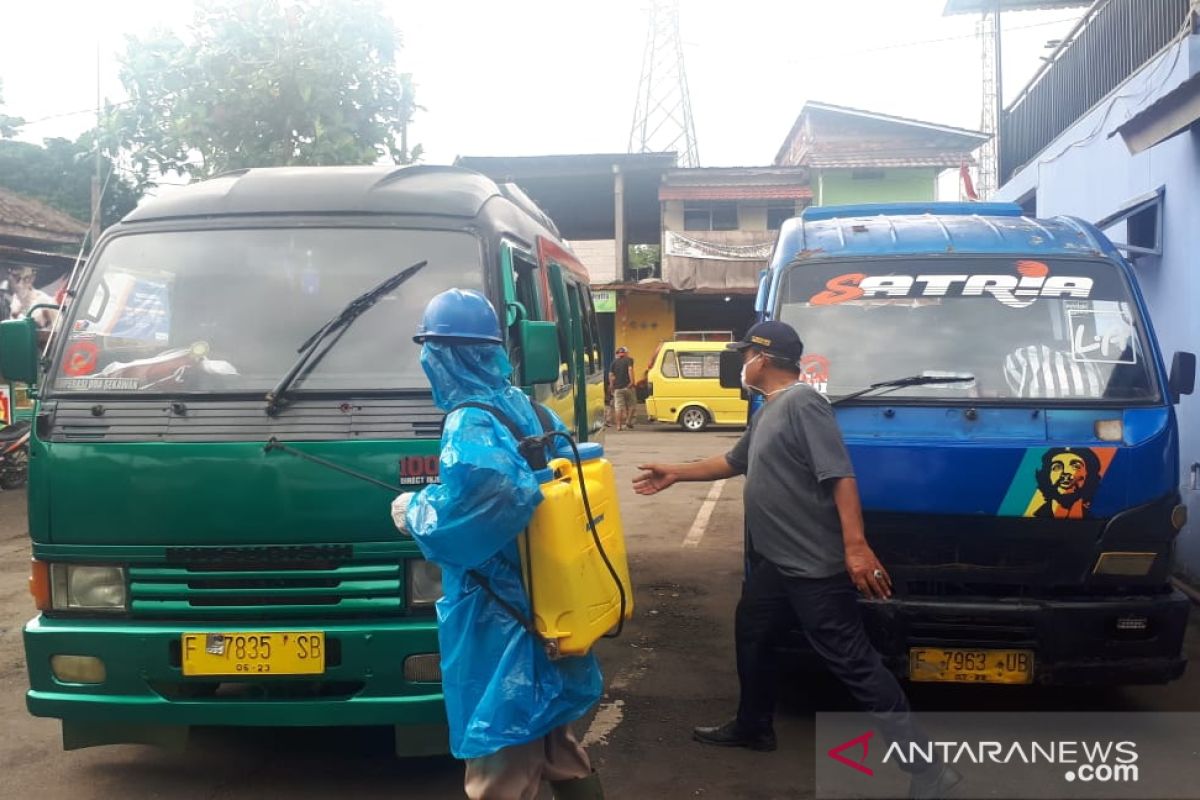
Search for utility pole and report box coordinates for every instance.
[628,0,699,167]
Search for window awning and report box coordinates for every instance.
[1094,186,1165,259]
[1116,72,1200,155]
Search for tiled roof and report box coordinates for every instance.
[775,101,990,166]
[0,186,87,245]
[659,185,813,201]
[808,153,977,169]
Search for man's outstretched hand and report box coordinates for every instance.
[633,464,679,495]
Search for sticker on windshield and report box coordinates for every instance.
[809,262,1093,309]
[88,272,172,342]
[59,377,140,391]
[998,447,1117,519]
[1068,309,1136,364]
[800,354,830,394]
[62,341,99,377]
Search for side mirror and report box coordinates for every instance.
[518,320,561,385]
[0,317,40,385]
[1169,351,1196,404]
[719,349,743,390]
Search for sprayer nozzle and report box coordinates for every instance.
[264,437,280,452]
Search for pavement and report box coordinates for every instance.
[0,427,1198,799]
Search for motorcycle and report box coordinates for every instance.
[0,419,30,490]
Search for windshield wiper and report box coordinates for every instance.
[831,373,975,405]
[265,260,428,416]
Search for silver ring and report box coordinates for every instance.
[872,569,884,580]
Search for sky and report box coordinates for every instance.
[0,0,1085,173]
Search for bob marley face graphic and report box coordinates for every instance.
[1034,447,1102,519]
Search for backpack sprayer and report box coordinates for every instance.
[264,405,632,659]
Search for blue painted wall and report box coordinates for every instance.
[997,33,1200,581]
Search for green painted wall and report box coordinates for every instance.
[817,168,938,205]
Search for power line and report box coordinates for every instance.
[842,15,1080,57]
[20,100,132,127]
[685,15,1082,62]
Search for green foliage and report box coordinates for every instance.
[628,244,661,278]
[0,134,141,228]
[0,79,25,138]
[110,0,422,186]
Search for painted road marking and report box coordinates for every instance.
[681,479,726,548]
[581,699,625,748]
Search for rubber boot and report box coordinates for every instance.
[550,771,604,800]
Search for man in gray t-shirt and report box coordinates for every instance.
[725,378,856,580]
[634,321,957,798]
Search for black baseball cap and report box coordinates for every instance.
[727,320,804,362]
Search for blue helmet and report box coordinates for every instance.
[414,289,504,345]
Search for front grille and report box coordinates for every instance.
[129,562,403,619]
[908,609,1037,646]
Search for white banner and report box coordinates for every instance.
[664,230,773,261]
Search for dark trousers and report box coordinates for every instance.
[735,556,931,771]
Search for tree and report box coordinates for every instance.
[628,244,661,280]
[111,0,423,186]
[0,79,24,138]
[0,134,141,228]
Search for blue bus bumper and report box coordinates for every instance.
[855,589,1190,685]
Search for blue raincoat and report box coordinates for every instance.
[405,341,603,759]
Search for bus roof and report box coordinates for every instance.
[121,165,560,235]
[769,202,1113,271]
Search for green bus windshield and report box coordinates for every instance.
[52,228,483,395]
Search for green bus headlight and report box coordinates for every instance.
[50,565,128,612]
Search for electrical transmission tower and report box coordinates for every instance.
[629,0,699,167]
[975,11,999,200]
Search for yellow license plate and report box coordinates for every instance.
[181,632,325,677]
[908,647,1034,684]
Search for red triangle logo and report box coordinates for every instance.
[827,731,875,776]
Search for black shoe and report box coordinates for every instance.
[908,763,963,799]
[692,719,777,751]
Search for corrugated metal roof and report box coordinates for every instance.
[659,185,813,201]
[0,186,87,244]
[769,202,1107,271]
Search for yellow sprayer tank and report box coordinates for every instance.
[520,442,633,657]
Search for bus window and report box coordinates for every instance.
[581,288,602,376]
[577,287,599,376]
[512,249,541,320]
[544,263,573,395]
[661,350,679,378]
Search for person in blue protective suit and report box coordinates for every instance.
[390,288,605,800]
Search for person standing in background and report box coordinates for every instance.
[609,346,636,431]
